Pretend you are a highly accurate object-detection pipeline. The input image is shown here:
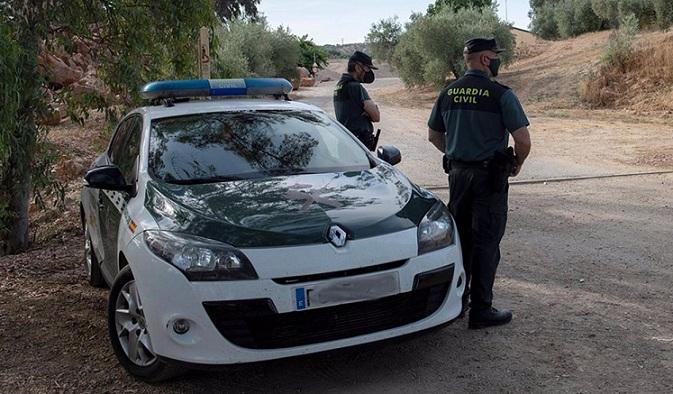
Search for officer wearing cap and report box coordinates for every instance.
[333,51,381,150]
[427,38,532,329]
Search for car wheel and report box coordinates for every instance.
[84,223,106,288]
[108,267,182,382]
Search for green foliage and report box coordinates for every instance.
[366,17,403,64]
[591,0,620,27]
[652,0,673,29]
[0,0,220,253]
[214,0,260,22]
[601,13,639,70]
[392,6,514,87]
[427,0,493,15]
[532,0,671,39]
[555,0,603,38]
[298,36,329,73]
[617,0,656,27]
[0,23,20,168]
[0,22,22,236]
[531,2,561,38]
[214,20,303,80]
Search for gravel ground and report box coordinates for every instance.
[1,78,672,393]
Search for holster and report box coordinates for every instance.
[489,147,516,193]
[354,130,377,151]
[442,155,450,174]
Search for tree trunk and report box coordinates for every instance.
[0,19,39,256]
[1,161,32,255]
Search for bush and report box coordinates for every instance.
[214,20,301,80]
[601,13,639,70]
[392,6,514,87]
[618,0,656,28]
[581,13,639,106]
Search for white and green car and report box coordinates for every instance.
[80,78,465,381]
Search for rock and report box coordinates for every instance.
[55,157,90,181]
[39,109,63,126]
[39,53,83,86]
[70,70,109,98]
[291,67,312,90]
[300,77,316,87]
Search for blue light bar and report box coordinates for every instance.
[140,78,293,100]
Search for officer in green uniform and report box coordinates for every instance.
[333,51,381,150]
[427,38,532,329]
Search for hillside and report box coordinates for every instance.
[376,29,673,117]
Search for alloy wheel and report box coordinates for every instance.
[114,280,157,367]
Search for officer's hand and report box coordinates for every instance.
[511,162,522,177]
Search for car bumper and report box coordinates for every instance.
[124,228,465,365]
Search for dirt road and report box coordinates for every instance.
[1,78,673,393]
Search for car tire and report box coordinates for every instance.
[84,223,106,288]
[108,267,183,382]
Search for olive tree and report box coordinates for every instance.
[0,0,222,255]
[366,17,403,64]
[392,6,514,87]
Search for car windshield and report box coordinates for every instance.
[149,110,372,184]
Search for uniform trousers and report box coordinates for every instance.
[448,164,508,311]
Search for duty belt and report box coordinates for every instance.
[449,158,491,169]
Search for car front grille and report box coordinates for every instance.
[202,265,454,349]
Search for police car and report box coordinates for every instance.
[80,78,465,381]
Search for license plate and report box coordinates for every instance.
[294,271,400,311]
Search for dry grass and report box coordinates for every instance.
[581,32,673,112]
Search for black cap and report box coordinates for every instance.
[349,51,378,70]
[464,38,505,54]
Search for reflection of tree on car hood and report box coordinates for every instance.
[145,164,435,248]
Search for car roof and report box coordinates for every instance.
[134,98,324,120]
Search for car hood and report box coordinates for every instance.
[144,164,436,247]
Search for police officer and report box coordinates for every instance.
[334,51,381,150]
[427,38,532,329]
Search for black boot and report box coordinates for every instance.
[468,307,512,329]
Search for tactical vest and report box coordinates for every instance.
[444,74,509,115]
[334,76,355,102]
[441,73,511,161]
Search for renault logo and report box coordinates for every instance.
[328,225,347,247]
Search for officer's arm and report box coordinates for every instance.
[510,127,531,176]
[363,100,381,122]
[428,128,445,153]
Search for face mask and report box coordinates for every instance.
[488,57,501,77]
[362,69,375,84]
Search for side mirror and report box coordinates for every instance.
[84,165,133,193]
[377,145,402,166]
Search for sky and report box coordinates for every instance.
[259,0,532,45]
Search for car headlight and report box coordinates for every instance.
[144,231,258,281]
[417,202,455,254]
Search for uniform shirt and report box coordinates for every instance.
[428,69,529,161]
[333,74,374,135]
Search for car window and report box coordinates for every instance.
[108,117,134,163]
[114,116,142,184]
[149,110,372,184]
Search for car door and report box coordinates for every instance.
[98,115,142,280]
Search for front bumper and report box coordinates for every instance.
[124,228,465,365]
